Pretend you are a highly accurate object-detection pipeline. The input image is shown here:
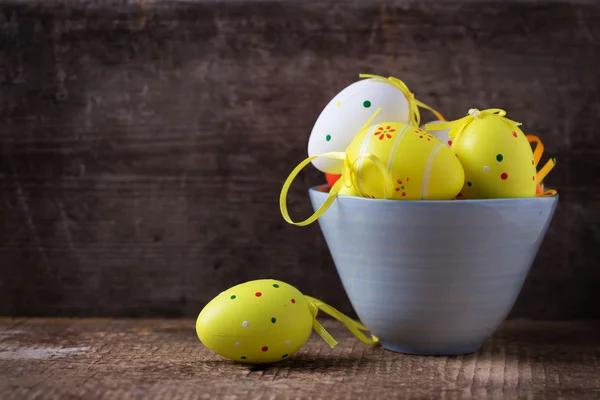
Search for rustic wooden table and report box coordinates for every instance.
[1,318,599,399]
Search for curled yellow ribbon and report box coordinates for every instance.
[306,295,379,348]
[425,108,522,141]
[359,74,445,126]
[280,108,395,226]
[279,151,394,226]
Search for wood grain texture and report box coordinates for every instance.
[1,0,600,318]
[1,318,600,399]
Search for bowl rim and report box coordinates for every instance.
[309,184,559,205]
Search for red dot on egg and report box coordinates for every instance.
[291,299,296,304]
[419,135,423,139]
[448,140,453,146]
[402,192,406,197]
[262,346,269,352]
[512,132,518,138]
[533,176,536,180]
[501,173,509,180]
[255,292,262,297]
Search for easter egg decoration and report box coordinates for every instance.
[279,109,465,227]
[421,120,453,148]
[426,109,557,199]
[307,74,445,175]
[196,279,378,364]
[344,121,464,200]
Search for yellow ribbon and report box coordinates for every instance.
[279,151,394,226]
[359,74,445,126]
[425,108,522,141]
[280,108,394,226]
[305,295,379,348]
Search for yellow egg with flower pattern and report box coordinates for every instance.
[345,121,464,200]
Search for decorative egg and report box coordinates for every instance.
[196,280,313,364]
[345,121,464,200]
[197,279,379,364]
[338,184,360,197]
[432,109,538,199]
[307,74,444,175]
[421,120,453,147]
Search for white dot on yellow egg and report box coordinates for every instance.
[242,321,249,328]
[235,341,240,346]
[483,166,490,172]
[285,340,291,345]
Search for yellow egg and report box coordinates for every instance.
[450,114,537,199]
[338,184,360,197]
[345,121,464,200]
[196,279,313,364]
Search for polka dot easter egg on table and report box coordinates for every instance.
[196,279,378,364]
[307,74,445,177]
[426,109,557,199]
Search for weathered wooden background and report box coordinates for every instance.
[0,0,599,319]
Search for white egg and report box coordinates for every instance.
[421,120,453,148]
[307,78,410,174]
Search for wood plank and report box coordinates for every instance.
[1,318,600,399]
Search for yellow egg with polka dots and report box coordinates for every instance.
[448,111,537,199]
[345,121,464,199]
[196,279,313,364]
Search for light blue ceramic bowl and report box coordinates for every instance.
[309,185,558,356]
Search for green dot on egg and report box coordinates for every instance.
[230,295,236,300]
[532,160,535,165]
[282,354,289,358]
[271,317,277,323]
[241,356,247,359]
[467,182,472,187]
[325,134,331,142]
[273,284,280,288]
[363,100,371,108]
[496,154,504,162]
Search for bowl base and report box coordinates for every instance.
[380,342,480,357]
